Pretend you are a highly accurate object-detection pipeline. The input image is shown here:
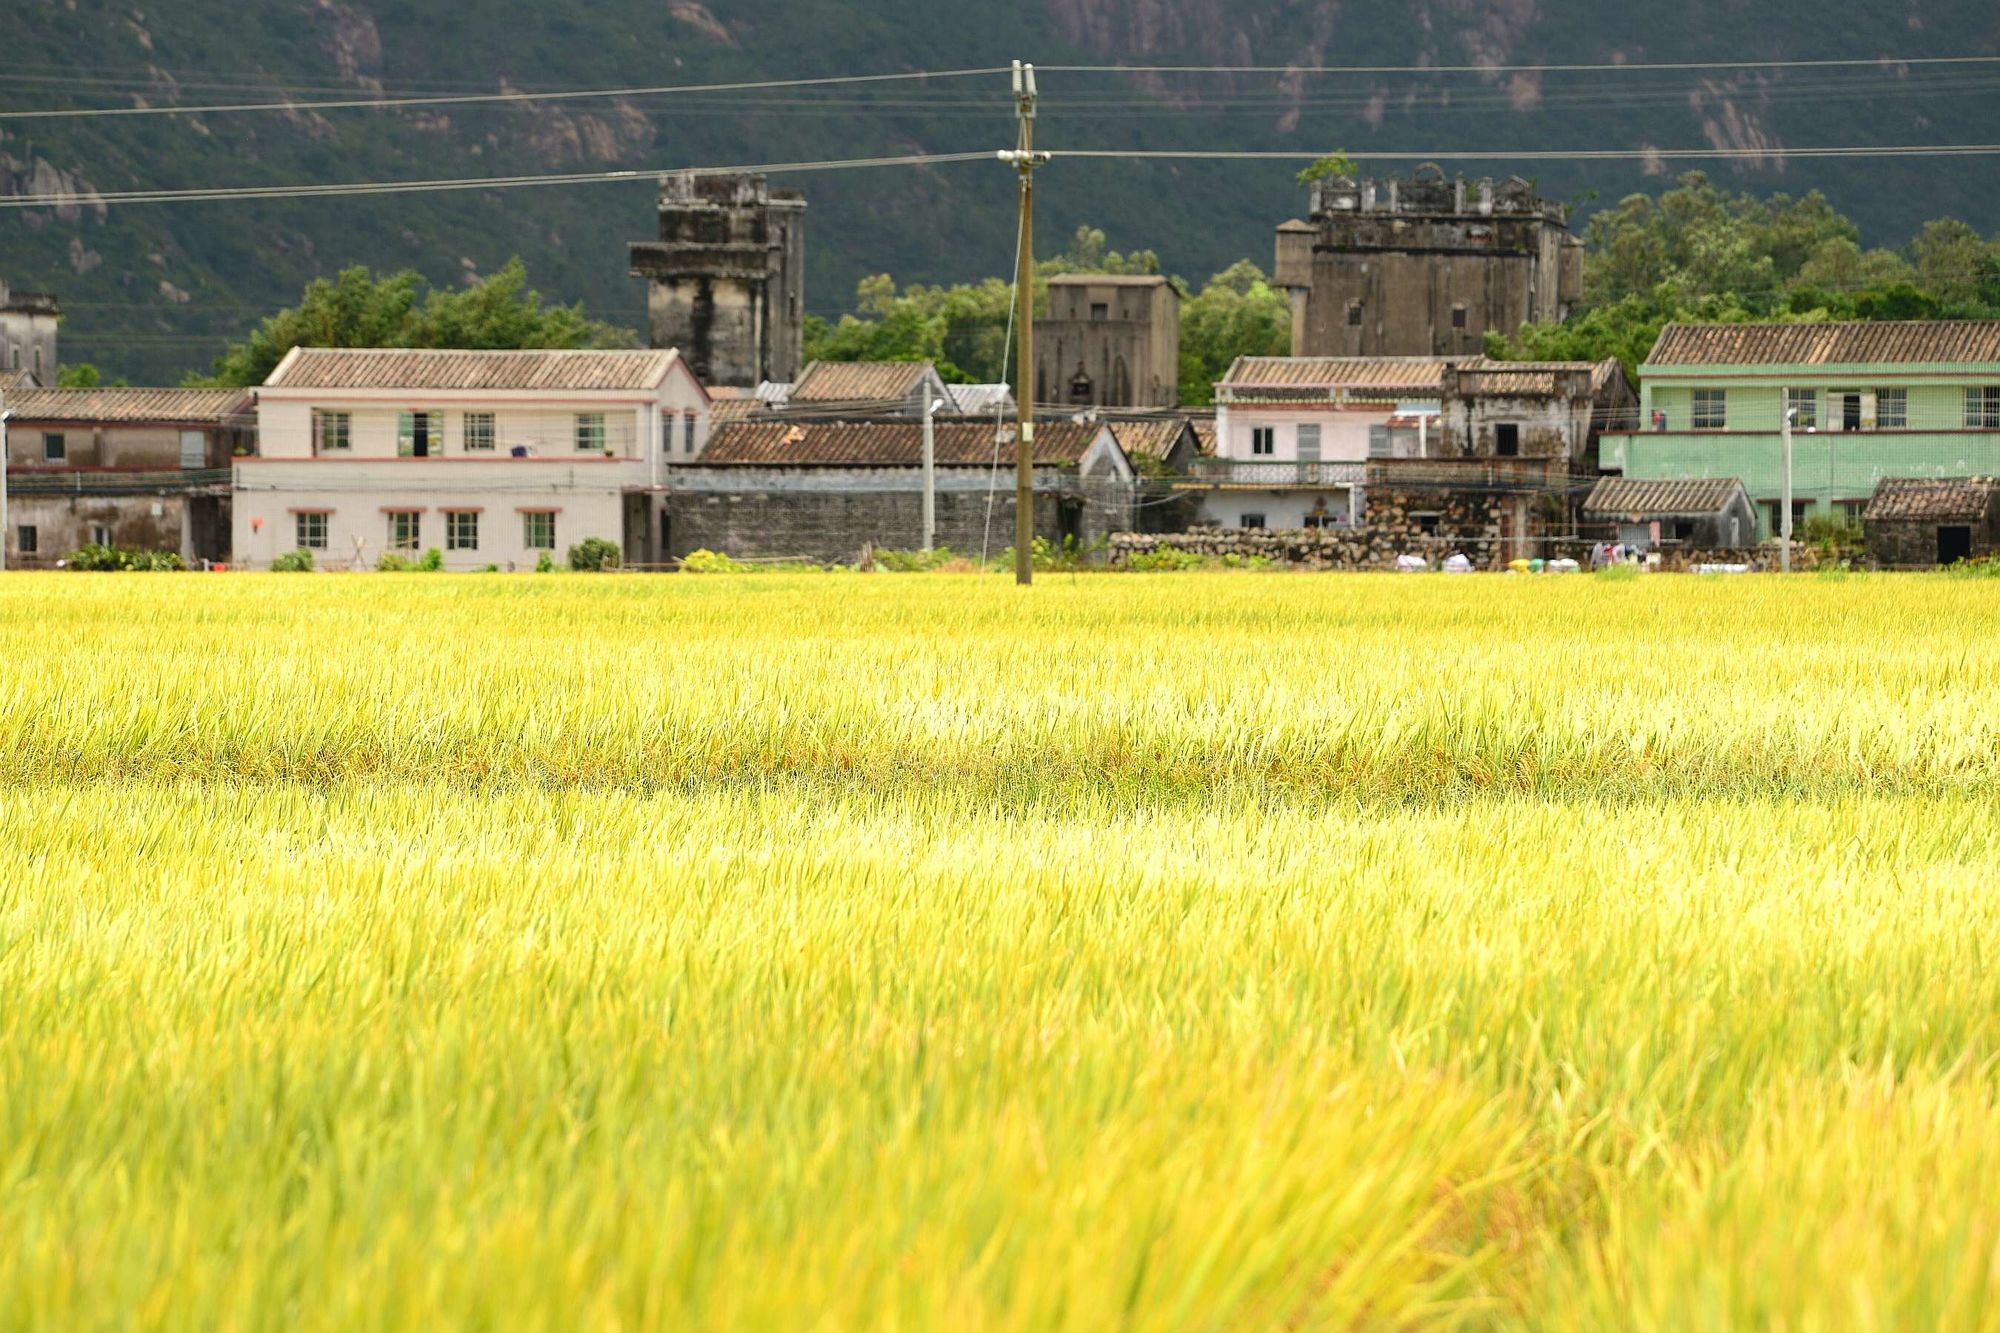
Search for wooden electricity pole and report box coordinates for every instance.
[1002,61,1048,587]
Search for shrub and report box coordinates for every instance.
[534,552,557,573]
[269,548,315,573]
[1125,544,1205,572]
[873,546,960,572]
[64,544,189,572]
[1943,555,2000,578]
[1801,513,1865,562]
[567,537,621,572]
[680,549,751,574]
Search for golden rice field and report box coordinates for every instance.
[2,571,1999,1329]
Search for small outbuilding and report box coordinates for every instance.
[1583,476,1757,550]
[1863,477,2000,568]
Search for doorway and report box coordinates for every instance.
[1938,526,1973,566]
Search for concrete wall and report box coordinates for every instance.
[662,466,1132,564]
[1867,510,2000,568]
[1195,488,1356,530]
[6,422,243,470]
[257,401,657,460]
[232,457,647,570]
[3,493,230,568]
[0,306,59,384]
[1213,406,1386,462]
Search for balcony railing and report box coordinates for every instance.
[3,467,233,496]
[1184,459,1368,487]
[1366,457,1569,489]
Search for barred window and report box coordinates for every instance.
[463,413,496,451]
[1966,386,2000,429]
[575,413,608,452]
[315,411,351,453]
[295,513,329,550]
[1692,389,1727,430]
[388,512,421,552]
[1874,389,1907,428]
[523,512,556,550]
[446,511,480,551]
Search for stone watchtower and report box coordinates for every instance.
[629,173,805,390]
[1274,165,1583,359]
[1033,274,1181,410]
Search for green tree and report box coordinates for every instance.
[1177,261,1291,406]
[199,259,634,388]
[55,363,130,389]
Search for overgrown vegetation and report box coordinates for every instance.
[62,544,188,572]
[268,548,315,573]
[566,537,621,572]
[376,548,445,572]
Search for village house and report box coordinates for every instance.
[1273,167,1583,359]
[1862,477,2000,568]
[750,361,1015,420]
[235,348,709,570]
[1190,355,1630,557]
[661,417,1136,564]
[1035,274,1181,409]
[1582,477,1758,551]
[1602,321,2000,540]
[0,279,61,386]
[3,386,252,568]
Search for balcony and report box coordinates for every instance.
[1366,457,1571,490]
[1183,459,1368,488]
[4,467,232,496]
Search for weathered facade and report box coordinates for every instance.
[1274,167,1583,358]
[1035,275,1180,409]
[1582,476,1758,550]
[237,348,709,571]
[630,173,805,390]
[663,419,1136,563]
[0,280,60,386]
[1604,321,2000,539]
[3,387,251,567]
[1863,476,2000,567]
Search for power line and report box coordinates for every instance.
[0,66,1012,122]
[1050,144,2000,163]
[1042,55,2000,76]
[0,152,995,211]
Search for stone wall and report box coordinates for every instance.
[1867,516,2000,569]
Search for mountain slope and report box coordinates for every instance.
[5,0,2000,381]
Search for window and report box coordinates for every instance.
[446,511,479,551]
[1296,424,1321,462]
[1692,389,1727,430]
[463,413,496,451]
[387,512,421,552]
[683,410,698,456]
[1876,388,1908,429]
[42,432,64,463]
[1967,386,2000,429]
[1451,304,1468,330]
[1835,500,1869,523]
[1368,424,1393,458]
[1090,302,1109,321]
[1494,423,1520,457]
[295,513,329,550]
[397,411,441,457]
[17,525,37,554]
[1346,301,1363,327]
[90,524,113,548]
[575,413,608,452]
[523,511,556,550]
[1786,388,1817,431]
[315,411,351,454]
[1239,513,1266,530]
[1761,499,1811,536]
[1250,426,1275,456]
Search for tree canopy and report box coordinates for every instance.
[196,259,634,388]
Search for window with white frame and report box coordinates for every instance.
[523,511,556,550]
[387,511,421,552]
[1875,388,1908,428]
[1786,388,1817,430]
[1250,426,1275,456]
[397,411,442,457]
[462,413,496,451]
[575,413,608,452]
[446,511,479,551]
[1967,386,2000,429]
[315,411,351,454]
[90,524,113,547]
[295,513,329,550]
[1692,389,1727,430]
[683,410,698,455]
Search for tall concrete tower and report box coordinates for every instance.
[629,172,805,389]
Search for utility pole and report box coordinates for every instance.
[1780,395,1795,574]
[922,394,941,551]
[1000,60,1048,586]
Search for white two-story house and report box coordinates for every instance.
[237,348,710,570]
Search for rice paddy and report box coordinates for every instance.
[2,572,1997,1329]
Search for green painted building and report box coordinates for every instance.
[1601,322,2000,538]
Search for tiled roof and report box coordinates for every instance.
[1647,321,2000,368]
[787,361,935,404]
[1188,416,1218,456]
[708,397,762,423]
[1583,476,1747,518]
[4,386,253,424]
[1047,273,1173,287]
[265,347,680,391]
[1107,417,1193,462]
[946,383,1015,417]
[700,419,1106,466]
[1221,356,1486,396]
[1863,476,2000,522]
[1451,358,1628,398]
[0,368,37,392]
